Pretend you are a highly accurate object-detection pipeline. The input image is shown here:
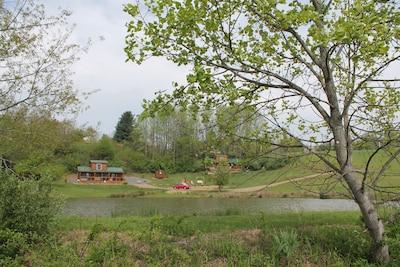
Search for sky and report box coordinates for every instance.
[29,0,400,138]
[39,0,189,136]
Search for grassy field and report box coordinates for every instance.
[22,150,398,266]
[55,211,361,232]
[56,149,400,199]
[53,181,162,198]
[26,209,397,266]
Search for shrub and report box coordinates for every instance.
[0,171,64,242]
[304,226,370,261]
[86,233,129,266]
[385,215,400,266]
[0,229,26,260]
[246,156,291,171]
[161,215,197,237]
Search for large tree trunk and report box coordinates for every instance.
[333,122,390,263]
[344,170,390,263]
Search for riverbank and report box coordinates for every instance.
[34,174,398,266]
[32,210,399,266]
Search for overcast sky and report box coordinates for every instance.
[39,0,189,136]
[34,0,400,139]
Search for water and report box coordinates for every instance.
[61,197,359,217]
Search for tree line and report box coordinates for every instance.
[112,108,294,174]
[1,106,295,178]
[1,0,399,264]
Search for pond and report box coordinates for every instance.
[61,197,359,217]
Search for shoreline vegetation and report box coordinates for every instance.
[47,209,399,266]
[3,166,396,266]
[29,171,398,266]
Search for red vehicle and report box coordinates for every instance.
[173,183,190,189]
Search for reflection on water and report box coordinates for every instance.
[61,197,359,217]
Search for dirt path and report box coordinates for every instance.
[211,173,322,193]
[133,173,323,193]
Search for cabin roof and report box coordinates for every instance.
[205,157,240,163]
[90,160,108,163]
[77,166,124,173]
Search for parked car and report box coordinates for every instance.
[173,183,190,189]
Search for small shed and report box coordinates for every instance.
[155,169,165,179]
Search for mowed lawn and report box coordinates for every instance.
[57,149,400,198]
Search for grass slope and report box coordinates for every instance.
[56,150,400,198]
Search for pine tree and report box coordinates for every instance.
[113,111,134,142]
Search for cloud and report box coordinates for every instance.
[39,0,189,136]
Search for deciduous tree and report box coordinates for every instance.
[0,0,90,116]
[0,0,93,169]
[125,0,400,263]
[0,171,63,241]
[93,135,116,162]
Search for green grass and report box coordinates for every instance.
[54,215,153,232]
[41,210,397,267]
[130,166,318,190]
[6,149,400,266]
[53,182,161,198]
[57,149,400,199]
[55,210,360,233]
[226,166,316,188]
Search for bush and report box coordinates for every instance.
[0,171,64,242]
[0,229,26,260]
[385,215,400,266]
[86,233,129,266]
[304,226,370,261]
[246,156,291,171]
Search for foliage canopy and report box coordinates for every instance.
[124,0,400,263]
[0,0,95,174]
[0,0,91,116]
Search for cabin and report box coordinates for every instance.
[205,155,242,172]
[77,160,124,183]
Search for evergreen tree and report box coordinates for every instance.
[113,111,134,142]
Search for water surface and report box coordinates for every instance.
[61,197,359,217]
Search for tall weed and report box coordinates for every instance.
[303,225,370,262]
[161,215,198,237]
[271,229,298,265]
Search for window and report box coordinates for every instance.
[96,164,102,170]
